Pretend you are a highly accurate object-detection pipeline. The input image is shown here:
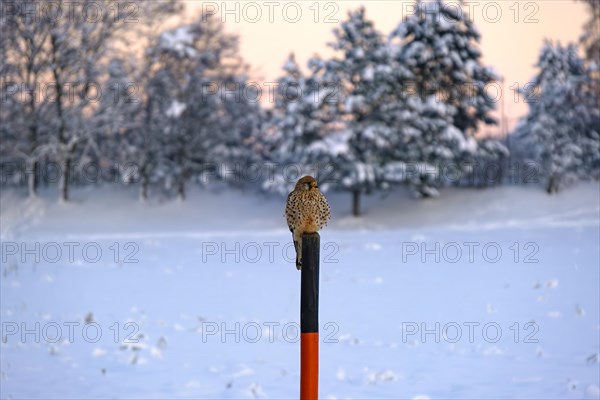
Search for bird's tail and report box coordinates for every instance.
[294,236,302,270]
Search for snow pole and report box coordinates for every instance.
[300,232,320,399]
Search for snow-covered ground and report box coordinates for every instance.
[1,183,599,399]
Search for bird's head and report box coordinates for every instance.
[296,175,318,191]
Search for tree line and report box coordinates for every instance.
[1,0,598,215]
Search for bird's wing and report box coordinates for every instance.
[285,192,294,232]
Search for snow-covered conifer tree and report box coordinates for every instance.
[261,53,335,196]
[390,0,498,134]
[514,41,599,193]
[142,15,257,200]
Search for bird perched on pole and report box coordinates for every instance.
[285,176,331,270]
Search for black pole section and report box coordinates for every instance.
[301,232,320,333]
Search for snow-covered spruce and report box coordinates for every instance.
[513,41,599,193]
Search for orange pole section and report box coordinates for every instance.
[300,332,319,399]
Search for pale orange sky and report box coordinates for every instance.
[185,1,589,134]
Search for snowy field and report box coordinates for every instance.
[1,183,599,399]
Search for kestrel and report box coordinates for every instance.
[285,176,331,270]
